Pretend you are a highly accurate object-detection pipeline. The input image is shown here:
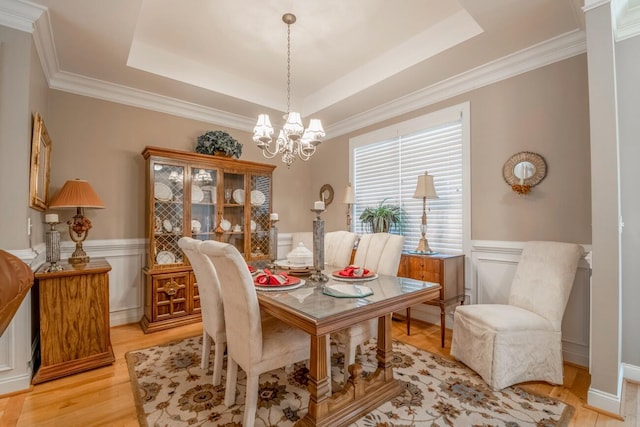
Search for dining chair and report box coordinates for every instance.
[178,237,226,386]
[450,241,583,390]
[333,232,405,378]
[324,230,358,267]
[198,239,312,427]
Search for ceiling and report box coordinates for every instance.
[3,0,592,137]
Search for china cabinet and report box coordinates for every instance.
[140,146,275,333]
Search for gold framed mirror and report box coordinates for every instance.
[29,113,52,211]
[503,151,546,195]
[319,184,334,206]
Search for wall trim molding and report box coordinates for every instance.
[588,386,622,416]
[622,362,640,382]
[0,0,588,139]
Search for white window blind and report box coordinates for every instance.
[351,109,465,254]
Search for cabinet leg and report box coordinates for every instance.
[406,307,411,336]
[440,304,445,348]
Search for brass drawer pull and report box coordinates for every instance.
[163,280,179,296]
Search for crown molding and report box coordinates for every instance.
[22,0,585,137]
[616,2,640,40]
[327,29,586,138]
[0,0,44,33]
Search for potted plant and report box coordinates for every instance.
[195,130,243,159]
[359,199,404,233]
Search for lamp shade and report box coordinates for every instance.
[343,184,355,204]
[49,179,105,208]
[413,172,438,199]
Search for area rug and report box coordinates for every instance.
[126,336,574,426]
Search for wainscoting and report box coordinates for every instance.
[0,236,593,395]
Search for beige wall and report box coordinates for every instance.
[46,92,314,240]
[314,54,591,244]
[0,29,49,250]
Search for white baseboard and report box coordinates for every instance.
[623,363,640,383]
[588,387,621,415]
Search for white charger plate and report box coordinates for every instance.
[156,251,176,264]
[232,189,244,204]
[154,182,172,201]
[191,185,204,203]
[220,219,231,231]
[255,279,306,292]
[250,190,265,206]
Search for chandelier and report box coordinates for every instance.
[253,13,325,167]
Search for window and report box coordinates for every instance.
[349,102,470,255]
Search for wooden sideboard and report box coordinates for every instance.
[32,258,115,384]
[397,252,465,347]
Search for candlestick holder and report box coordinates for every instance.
[310,208,328,282]
[44,221,63,272]
[268,218,279,266]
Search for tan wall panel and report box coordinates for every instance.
[47,92,312,240]
[313,55,591,243]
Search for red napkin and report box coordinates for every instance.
[255,268,290,285]
[338,265,371,277]
[248,265,257,273]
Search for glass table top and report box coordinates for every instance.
[256,268,439,321]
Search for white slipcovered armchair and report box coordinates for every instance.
[450,241,583,390]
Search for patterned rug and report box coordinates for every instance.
[126,336,574,426]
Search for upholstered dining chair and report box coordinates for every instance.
[450,241,583,390]
[324,230,358,267]
[178,237,227,386]
[198,239,313,427]
[289,230,357,267]
[333,232,405,377]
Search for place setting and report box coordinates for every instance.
[322,265,377,298]
[252,268,305,292]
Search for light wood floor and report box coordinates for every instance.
[0,319,637,426]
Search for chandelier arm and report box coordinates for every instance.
[260,141,282,159]
[296,145,316,161]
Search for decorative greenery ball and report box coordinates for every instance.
[195,130,242,159]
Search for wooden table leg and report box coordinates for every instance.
[440,302,446,347]
[300,334,331,425]
[296,314,402,427]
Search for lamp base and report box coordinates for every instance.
[69,243,90,265]
[414,237,436,255]
[69,255,90,265]
[410,250,438,255]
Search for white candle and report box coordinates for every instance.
[270,213,279,221]
[45,214,58,223]
[314,201,325,210]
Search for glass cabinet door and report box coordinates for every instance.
[221,172,245,256]
[152,162,185,267]
[190,167,218,241]
[249,173,272,260]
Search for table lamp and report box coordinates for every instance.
[412,171,438,254]
[49,179,105,264]
[343,183,355,228]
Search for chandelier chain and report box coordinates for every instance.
[286,22,291,114]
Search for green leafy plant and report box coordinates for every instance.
[195,130,243,159]
[359,199,404,233]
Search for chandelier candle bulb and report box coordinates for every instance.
[45,214,58,223]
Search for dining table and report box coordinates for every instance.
[255,266,441,427]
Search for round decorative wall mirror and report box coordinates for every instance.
[503,152,547,195]
[319,184,334,206]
